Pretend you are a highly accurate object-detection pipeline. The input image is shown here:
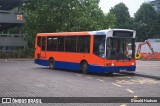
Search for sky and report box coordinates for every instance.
[99,0,149,17]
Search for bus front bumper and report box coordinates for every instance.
[88,65,136,73]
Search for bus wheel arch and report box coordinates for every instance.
[49,57,55,70]
[80,60,88,74]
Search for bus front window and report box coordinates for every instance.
[106,37,135,60]
[93,35,106,58]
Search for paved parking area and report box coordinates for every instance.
[0,61,160,106]
[136,60,160,79]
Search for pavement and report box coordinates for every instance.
[136,60,160,80]
[0,60,160,105]
[0,59,160,79]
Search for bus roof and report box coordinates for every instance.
[89,29,135,35]
[37,29,135,36]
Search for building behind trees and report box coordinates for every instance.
[149,0,160,13]
[0,0,26,52]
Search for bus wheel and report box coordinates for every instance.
[106,72,113,76]
[49,58,55,70]
[81,61,88,74]
[128,73,135,76]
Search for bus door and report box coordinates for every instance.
[40,37,47,58]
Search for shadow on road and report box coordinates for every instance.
[34,66,135,78]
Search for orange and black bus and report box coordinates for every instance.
[35,29,136,74]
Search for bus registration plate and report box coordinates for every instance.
[120,69,127,72]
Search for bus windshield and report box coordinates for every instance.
[106,37,135,60]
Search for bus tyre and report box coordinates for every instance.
[128,73,135,76]
[106,72,113,76]
[81,61,88,74]
[49,58,55,70]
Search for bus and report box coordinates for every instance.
[34,29,136,74]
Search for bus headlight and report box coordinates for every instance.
[111,63,115,66]
[132,63,135,65]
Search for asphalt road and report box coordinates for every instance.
[0,61,160,106]
[136,61,160,79]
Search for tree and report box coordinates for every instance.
[156,13,160,36]
[104,12,116,28]
[134,3,159,41]
[23,0,115,48]
[109,2,132,29]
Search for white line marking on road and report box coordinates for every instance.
[112,83,122,87]
[120,104,127,106]
[96,79,105,82]
[86,77,93,79]
[75,74,82,77]
[116,79,160,85]
[126,89,134,94]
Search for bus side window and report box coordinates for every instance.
[41,37,46,51]
[52,37,58,51]
[37,37,41,47]
[47,37,53,51]
[77,36,83,52]
[77,36,90,53]
[93,35,105,58]
[57,36,65,51]
[84,36,90,53]
[47,37,58,51]
[65,36,77,52]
